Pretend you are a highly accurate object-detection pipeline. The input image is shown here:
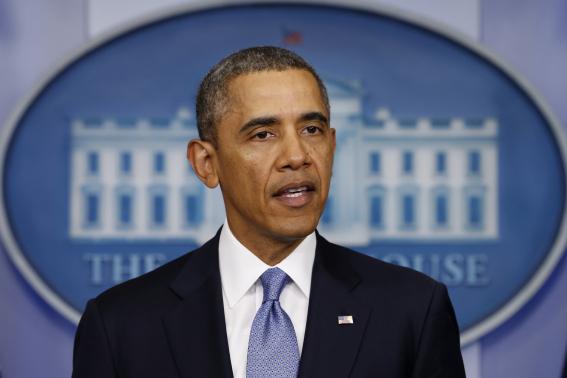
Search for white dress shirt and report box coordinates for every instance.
[218,222,316,378]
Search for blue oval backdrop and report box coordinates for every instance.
[1,3,565,345]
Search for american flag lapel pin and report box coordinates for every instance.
[337,315,354,325]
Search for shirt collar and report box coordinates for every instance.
[218,221,316,309]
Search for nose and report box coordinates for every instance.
[276,130,311,171]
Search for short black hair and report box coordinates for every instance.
[195,46,330,145]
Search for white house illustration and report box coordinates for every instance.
[68,79,498,245]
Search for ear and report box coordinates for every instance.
[187,139,219,188]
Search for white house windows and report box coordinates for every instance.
[69,101,497,242]
[74,143,214,237]
[468,196,482,226]
[153,152,166,175]
[182,187,204,227]
[358,143,493,236]
[369,152,381,175]
[468,150,482,176]
[398,186,419,230]
[432,187,450,228]
[465,186,485,230]
[435,152,447,175]
[368,186,385,229]
[120,194,132,225]
[153,194,166,226]
[82,186,101,228]
[120,152,132,175]
[83,153,101,227]
[402,151,414,175]
[402,194,415,227]
[148,186,168,228]
[115,186,135,228]
[86,193,99,225]
[86,152,99,175]
[435,194,448,226]
[184,195,201,225]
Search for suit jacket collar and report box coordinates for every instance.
[299,232,372,377]
[163,229,234,378]
[162,229,370,378]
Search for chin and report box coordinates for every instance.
[269,216,319,241]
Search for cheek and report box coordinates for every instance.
[227,152,271,191]
[312,144,335,171]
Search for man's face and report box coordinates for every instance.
[212,69,335,244]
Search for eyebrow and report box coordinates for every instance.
[239,112,329,134]
[239,116,279,133]
[300,112,328,125]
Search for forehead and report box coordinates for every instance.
[225,69,326,114]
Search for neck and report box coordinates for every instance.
[226,223,306,266]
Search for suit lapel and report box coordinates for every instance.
[162,231,233,378]
[299,234,371,378]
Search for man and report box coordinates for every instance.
[73,46,465,377]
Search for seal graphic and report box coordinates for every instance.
[1,3,565,345]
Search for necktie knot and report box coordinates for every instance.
[260,267,289,302]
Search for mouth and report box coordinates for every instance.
[273,182,316,208]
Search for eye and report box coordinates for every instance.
[303,125,322,135]
[253,130,274,140]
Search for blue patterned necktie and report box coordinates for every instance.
[246,267,300,378]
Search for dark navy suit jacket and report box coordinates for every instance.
[72,230,465,377]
